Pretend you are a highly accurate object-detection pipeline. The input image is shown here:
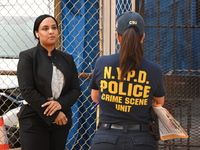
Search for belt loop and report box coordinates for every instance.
[106,123,111,129]
[98,122,101,129]
[123,125,128,133]
[139,124,142,131]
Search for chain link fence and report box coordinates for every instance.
[59,1,100,149]
[142,0,200,149]
[0,0,200,150]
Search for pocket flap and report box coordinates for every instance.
[132,137,156,147]
[93,135,118,144]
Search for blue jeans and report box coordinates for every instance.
[91,127,158,150]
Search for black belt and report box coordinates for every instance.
[99,123,149,131]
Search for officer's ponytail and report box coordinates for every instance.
[119,27,144,80]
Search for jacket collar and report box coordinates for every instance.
[37,42,56,56]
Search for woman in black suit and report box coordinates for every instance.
[17,14,80,150]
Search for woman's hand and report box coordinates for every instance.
[54,111,68,125]
[41,101,62,116]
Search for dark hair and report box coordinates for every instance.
[119,27,144,80]
[33,14,58,39]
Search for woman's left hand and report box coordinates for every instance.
[41,101,62,116]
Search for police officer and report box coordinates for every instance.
[89,11,165,150]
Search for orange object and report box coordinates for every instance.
[0,116,10,150]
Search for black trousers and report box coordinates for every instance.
[19,115,71,150]
[91,127,158,150]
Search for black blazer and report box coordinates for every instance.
[17,43,81,126]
